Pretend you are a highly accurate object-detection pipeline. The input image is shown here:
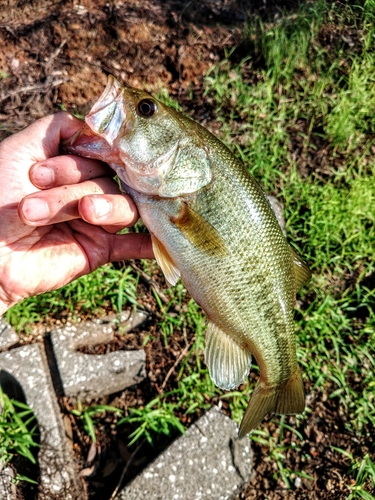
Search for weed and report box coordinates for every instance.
[204,0,375,493]
[332,448,375,499]
[71,401,122,443]
[0,388,39,484]
[118,397,185,446]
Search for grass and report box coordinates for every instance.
[5,264,139,332]
[206,1,375,494]
[0,388,39,484]
[71,401,123,443]
[202,0,375,495]
[3,0,375,497]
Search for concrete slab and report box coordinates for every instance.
[49,311,148,401]
[118,406,253,500]
[0,318,19,352]
[0,344,84,499]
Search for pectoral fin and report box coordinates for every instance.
[205,322,252,390]
[170,202,228,257]
[151,234,181,287]
[290,247,311,292]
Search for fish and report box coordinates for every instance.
[64,76,311,437]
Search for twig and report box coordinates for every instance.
[44,39,67,69]
[129,261,170,306]
[160,338,195,391]
[110,439,146,499]
[0,78,66,103]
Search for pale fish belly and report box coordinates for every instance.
[126,177,297,389]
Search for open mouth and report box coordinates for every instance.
[85,76,126,143]
[61,75,127,163]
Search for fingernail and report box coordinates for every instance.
[22,198,49,222]
[92,197,110,219]
[32,165,54,187]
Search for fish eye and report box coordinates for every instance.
[137,99,157,117]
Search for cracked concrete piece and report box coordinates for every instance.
[118,406,253,500]
[0,344,84,499]
[0,464,16,500]
[266,195,286,236]
[50,312,148,400]
[0,318,19,352]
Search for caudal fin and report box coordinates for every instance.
[238,369,305,438]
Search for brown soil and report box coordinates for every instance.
[1,1,373,499]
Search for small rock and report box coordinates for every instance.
[0,465,16,500]
[0,318,19,352]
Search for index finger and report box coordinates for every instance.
[30,154,112,189]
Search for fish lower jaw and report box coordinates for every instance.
[112,158,167,196]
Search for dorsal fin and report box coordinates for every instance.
[170,202,228,257]
[205,321,252,390]
[151,234,180,287]
[290,247,311,292]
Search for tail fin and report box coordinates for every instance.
[238,368,305,438]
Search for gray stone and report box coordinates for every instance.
[0,318,19,352]
[50,312,148,401]
[267,195,286,236]
[0,344,84,499]
[118,406,253,500]
[0,464,16,500]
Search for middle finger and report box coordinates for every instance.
[19,177,125,226]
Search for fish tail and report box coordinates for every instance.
[238,368,305,438]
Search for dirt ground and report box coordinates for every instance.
[1,1,373,499]
[0,0,250,137]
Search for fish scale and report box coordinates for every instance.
[65,75,311,437]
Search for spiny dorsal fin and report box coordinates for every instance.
[170,202,228,257]
[290,247,311,292]
[205,322,252,390]
[151,234,180,287]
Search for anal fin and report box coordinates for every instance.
[239,368,305,438]
[151,234,180,287]
[205,322,252,391]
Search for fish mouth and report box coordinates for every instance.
[62,75,128,163]
[85,75,127,143]
[62,123,116,162]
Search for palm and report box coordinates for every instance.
[0,113,152,314]
[2,223,97,304]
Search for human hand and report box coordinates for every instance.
[0,112,153,315]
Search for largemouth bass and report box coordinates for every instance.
[65,76,311,437]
